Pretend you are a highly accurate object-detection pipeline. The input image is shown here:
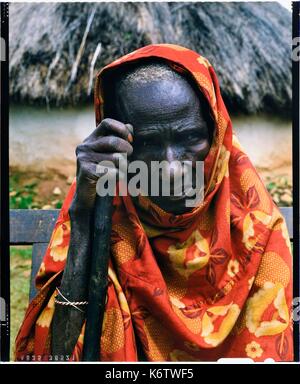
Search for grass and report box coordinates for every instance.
[10,246,32,361]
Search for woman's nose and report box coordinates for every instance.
[163,146,184,181]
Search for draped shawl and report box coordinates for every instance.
[15,44,293,362]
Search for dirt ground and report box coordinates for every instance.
[9,165,75,209]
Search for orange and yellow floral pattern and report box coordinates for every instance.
[245,341,263,359]
[15,44,293,362]
[49,221,70,262]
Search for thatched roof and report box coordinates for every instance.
[9,2,292,115]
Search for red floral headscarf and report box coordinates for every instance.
[15,44,293,362]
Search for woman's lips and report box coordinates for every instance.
[168,195,187,201]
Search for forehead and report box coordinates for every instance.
[114,76,204,129]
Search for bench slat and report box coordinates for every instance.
[10,209,59,244]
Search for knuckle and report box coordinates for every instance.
[76,142,91,156]
[101,118,113,130]
[108,136,119,148]
[75,144,83,156]
[101,118,126,135]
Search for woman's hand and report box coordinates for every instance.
[72,118,133,212]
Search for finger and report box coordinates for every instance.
[78,151,126,167]
[80,161,126,184]
[88,118,132,142]
[95,163,126,180]
[125,123,134,137]
[88,136,133,155]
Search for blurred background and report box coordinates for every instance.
[8,1,293,358]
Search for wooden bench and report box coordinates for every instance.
[10,209,60,300]
[9,207,294,301]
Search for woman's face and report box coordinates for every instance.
[114,73,213,214]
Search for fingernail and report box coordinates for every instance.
[126,124,134,134]
[128,133,133,143]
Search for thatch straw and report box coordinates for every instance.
[9,2,292,115]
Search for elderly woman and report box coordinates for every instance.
[15,44,293,362]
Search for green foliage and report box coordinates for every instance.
[10,175,39,209]
[265,175,292,207]
[54,200,63,209]
[10,246,32,260]
[266,181,276,191]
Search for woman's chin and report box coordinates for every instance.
[149,195,194,215]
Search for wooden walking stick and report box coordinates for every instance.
[82,193,114,361]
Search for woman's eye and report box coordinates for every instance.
[184,131,207,143]
[138,138,158,147]
[186,133,201,142]
[142,140,151,147]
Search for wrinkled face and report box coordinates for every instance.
[114,73,213,214]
